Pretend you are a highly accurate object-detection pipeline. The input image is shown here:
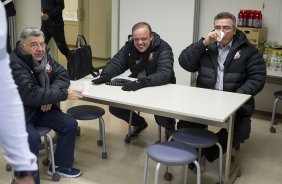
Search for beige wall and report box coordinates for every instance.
[65,0,111,59]
[88,0,111,59]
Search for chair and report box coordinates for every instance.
[270,90,282,133]
[166,128,223,183]
[66,105,107,159]
[10,127,60,184]
[143,141,200,184]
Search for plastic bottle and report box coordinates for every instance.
[253,10,260,28]
[258,10,263,28]
[278,52,282,72]
[243,10,248,27]
[247,10,254,27]
[263,47,268,65]
[271,51,278,71]
[237,10,244,27]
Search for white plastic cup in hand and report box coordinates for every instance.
[216,31,225,42]
[82,81,90,94]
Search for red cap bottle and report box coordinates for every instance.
[237,10,244,27]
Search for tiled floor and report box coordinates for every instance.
[1,98,282,184]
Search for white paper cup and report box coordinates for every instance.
[216,31,225,42]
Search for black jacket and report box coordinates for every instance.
[179,29,266,117]
[101,32,176,87]
[41,0,64,20]
[9,44,70,121]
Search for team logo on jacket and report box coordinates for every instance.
[46,62,52,73]
[234,50,241,60]
[148,52,154,61]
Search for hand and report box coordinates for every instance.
[122,79,146,91]
[16,176,35,184]
[40,104,52,112]
[203,30,221,46]
[41,13,49,21]
[92,75,111,85]
[67,88,83,100]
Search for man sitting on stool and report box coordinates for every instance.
[9,27,83,184]
[92,22,176,140]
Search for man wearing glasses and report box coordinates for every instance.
[9,27,83,184]
[178,12,266,163]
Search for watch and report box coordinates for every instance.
[14,170,37,179]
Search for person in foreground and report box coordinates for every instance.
[0,4,37,184]
[92,22,176,140]
[9,27,83,184]
[178,12,266,162]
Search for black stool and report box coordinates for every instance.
[66,105,107,159]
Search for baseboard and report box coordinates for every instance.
[254,110,282,119]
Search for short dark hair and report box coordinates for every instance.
[214,12,236,27]
[132,22,152,35]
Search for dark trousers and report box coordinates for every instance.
[177,114,251,162]
[109,106,175,129]
[26,108,78,184]
[41,19,70,59]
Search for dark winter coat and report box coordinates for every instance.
[9,44,70,121]
[179,29,266,117]
[101,32,176,87]
[41,0,64,20]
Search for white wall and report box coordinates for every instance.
[88,0,111,58]
[14,0,41,40]
[119,0,196,85]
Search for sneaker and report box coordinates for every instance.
[188,163,197,173]
[48,165,81,178]
[128,122,148,138]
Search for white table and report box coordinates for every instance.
[71,76,251,184]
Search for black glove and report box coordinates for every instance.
[92,75,111,84]
[122,78,147,91]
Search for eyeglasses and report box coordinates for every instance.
[25,42,47,49]
[214,25,234,32]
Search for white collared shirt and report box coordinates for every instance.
[214,41,232,90]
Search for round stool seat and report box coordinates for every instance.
[274,90,282,99]
[36,127,52,136]
[147,142,197,166]
[173,128,218,148]
[67,105,105,120]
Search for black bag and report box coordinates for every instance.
[67,35,99,80]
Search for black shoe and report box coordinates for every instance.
[188,163,197,173]
[129,122,148,138]
[165,127,175,140]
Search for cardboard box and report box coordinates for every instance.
[237,27,267,47]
